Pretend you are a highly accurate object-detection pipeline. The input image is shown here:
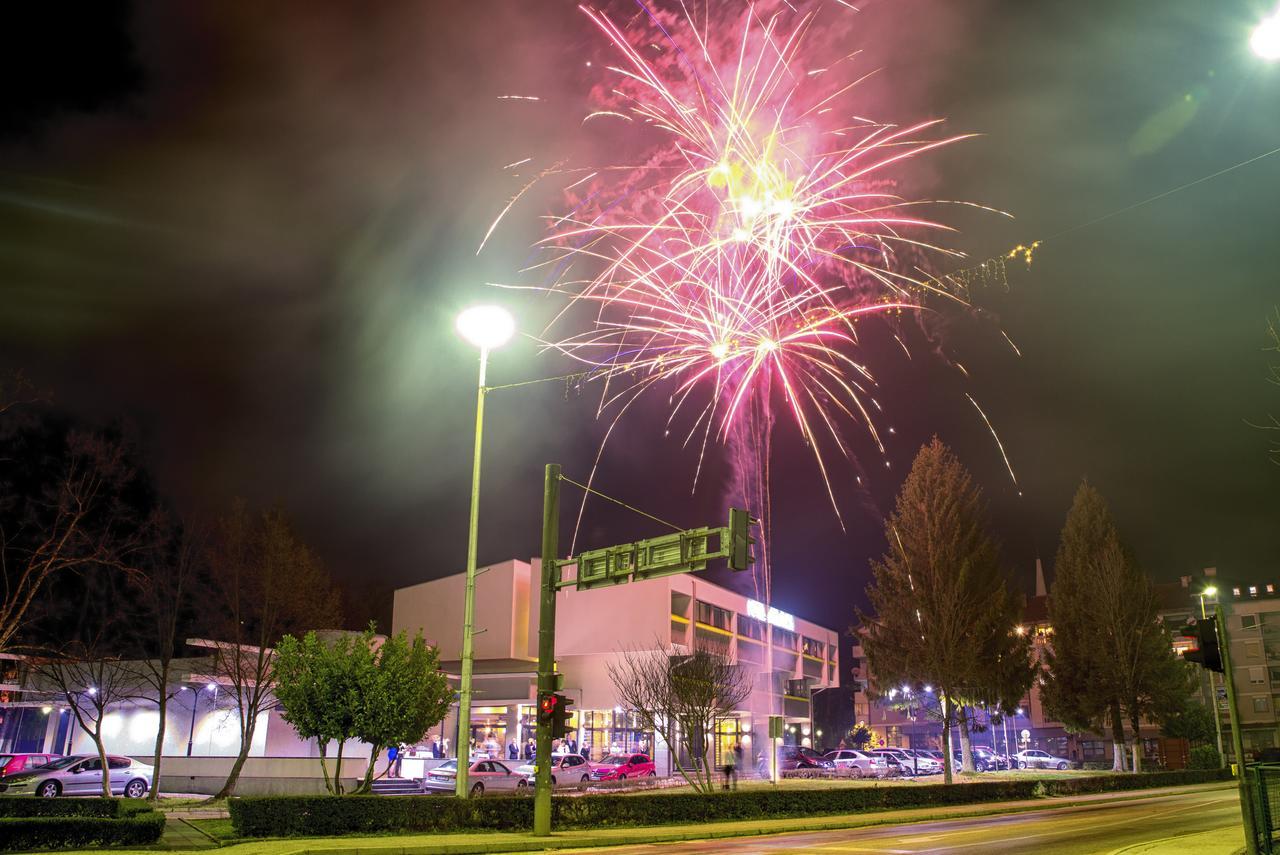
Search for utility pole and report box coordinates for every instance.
[533,464,561,838]
[1216,601,1259,855]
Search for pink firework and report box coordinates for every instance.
[521,1,979,525]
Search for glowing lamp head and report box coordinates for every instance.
[41,705,52,714]
[456,305,516,351]
[206,682,218,692]
[1253,13,1280,60]
[1203,585,1218,598]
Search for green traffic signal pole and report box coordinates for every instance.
[534,464,561,837]
[454,347,492,799]
[1216,602,1259,855]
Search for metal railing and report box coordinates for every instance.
[1250,763,1280,854]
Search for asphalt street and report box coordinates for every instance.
[570,786,1242,855]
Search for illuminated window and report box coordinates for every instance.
[1235,587,1243,597]
[1250,586,1259,596]
[1269,585,1275,594]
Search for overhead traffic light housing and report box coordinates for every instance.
[1181,617,1224,673]
[538,691,557,727]
[728,508,758,571]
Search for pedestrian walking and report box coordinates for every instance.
[723,744,739,790]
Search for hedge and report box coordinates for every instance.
[0,797,152,819]
[228,768,1234,837]
[0,811,166,851]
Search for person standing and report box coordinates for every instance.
[508,739,519,760]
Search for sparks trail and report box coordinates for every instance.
[487,1,1015,545]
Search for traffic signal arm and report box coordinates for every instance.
[728,507,758,571]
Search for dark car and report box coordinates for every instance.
[759,745,835,776]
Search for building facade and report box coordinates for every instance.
[393,558,841,772]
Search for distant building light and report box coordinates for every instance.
[1269,585,1275,594]
[1250,586,1258,596]
[1234,587,1242,597]
[746,599,796,631]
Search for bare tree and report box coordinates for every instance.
[606,638,750,793]
[200,502,342,799]
[31,642,148,798]
[1,431,143,654]
[128,517,205,800]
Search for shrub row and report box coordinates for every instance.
[0,811,166,851]
[229,768,1233,838]
[0,797,146,818]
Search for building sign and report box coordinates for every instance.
[746,599,796,631]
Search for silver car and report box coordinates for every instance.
[824,749,889,778]
[422,759,529,797]
[0,754,153,798]
[516,753,593,788]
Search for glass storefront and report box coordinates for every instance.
[580,709,651,762]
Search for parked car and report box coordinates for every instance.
[973,747,1009,770]
[870,748,920,777]
[824,749,888,778]
[422,759,528,796]
[950,748,998,772]
[900,749,943,775]
[0,754,152,798]
[759,745,836,776]
[0,754,58,777]
[1013,749,1071,770]
[590,753,656,781]
[516,753,593,787]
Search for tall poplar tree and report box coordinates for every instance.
[859,439,1031,783]
[1042,482,1128,769]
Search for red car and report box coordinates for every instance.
[589,752,656,781]
[0,753,58,777]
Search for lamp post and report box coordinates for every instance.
[454,305,516,798]
[1199,586,1226,767]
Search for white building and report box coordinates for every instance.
[393,558,840,773]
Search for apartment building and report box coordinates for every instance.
[392,558,840,772]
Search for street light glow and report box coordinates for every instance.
[1203,585,1218,598]
[206,682,218,692]
[456,305,516,351]
[1253,12,1280,60]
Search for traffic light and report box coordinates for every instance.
[550,693,574,740]
[1181,617,1224,673]
[537,691,557,728]
[728,508,758,571]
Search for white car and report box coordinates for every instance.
[823,749,889,778]
[421,759,529,796]
[517,753,593,787]
[1013,749,1070,770]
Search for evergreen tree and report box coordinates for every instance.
[1042,482,1126,769]
[859,439,1032,783]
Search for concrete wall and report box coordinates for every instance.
[394,560,529,661]
[158,756,368,796]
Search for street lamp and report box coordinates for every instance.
[1253,11,1280,60]
[454,305,516,798]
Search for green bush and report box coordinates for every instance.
[0,797,122,818]
[1188,745,1222,770]
[0,811,165,851]
[228,768,1234,838]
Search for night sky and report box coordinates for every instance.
[1,1,1277,637]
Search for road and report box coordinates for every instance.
[572,787,1243,855]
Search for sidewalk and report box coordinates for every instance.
[139,781,1236,855]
